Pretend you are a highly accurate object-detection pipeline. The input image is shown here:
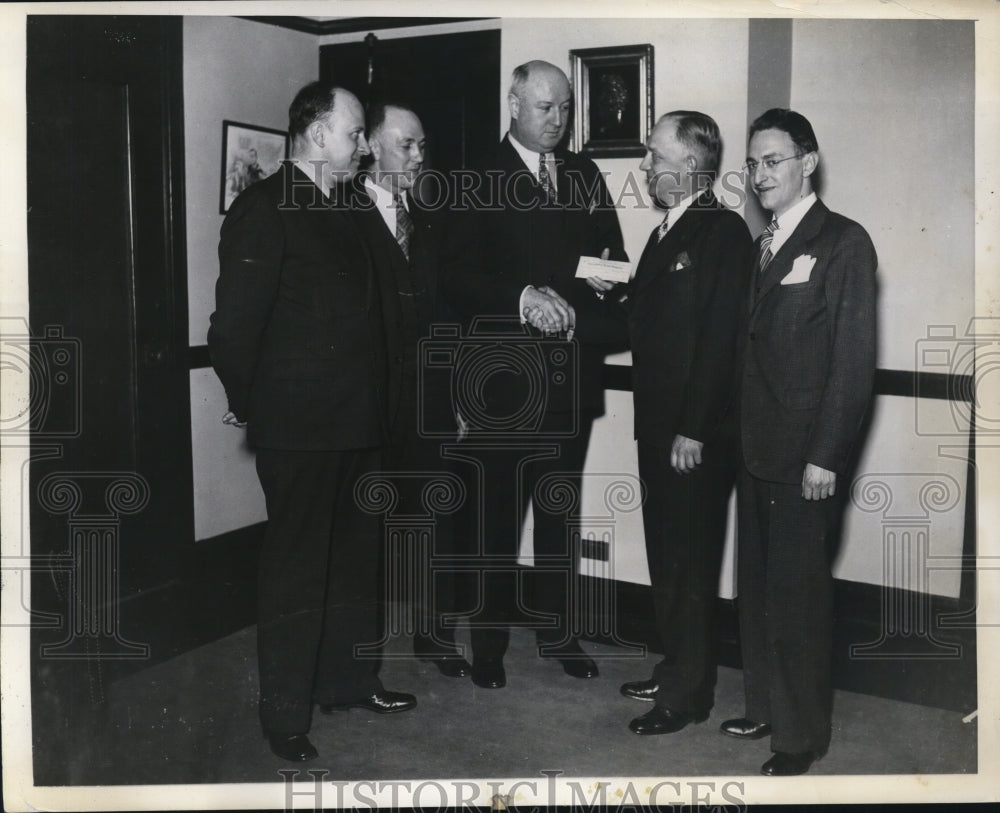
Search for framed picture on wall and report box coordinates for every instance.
[569,44,653,158]
[219,120,288,213]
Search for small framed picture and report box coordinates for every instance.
[219,120,288,213]
[569,44,654,158]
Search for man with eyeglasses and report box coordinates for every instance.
[722,108,877,775]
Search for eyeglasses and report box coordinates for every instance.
[742,154,803,174]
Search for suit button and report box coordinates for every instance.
[394,356,402,364]
[755,286,761,295]
[548,275,555,282]
[749,332,756,340]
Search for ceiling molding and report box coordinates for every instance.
[238,16,493,36]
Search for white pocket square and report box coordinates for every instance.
[781,254,817,285]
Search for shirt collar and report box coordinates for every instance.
[291,157,331,200]
[507,131,550,174]
[364,176,407,209]
[769,192,817,252]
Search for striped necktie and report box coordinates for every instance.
[538,153,555,203]
[394,192,413,260]
[757,217,778,276]
[656,210,671,243]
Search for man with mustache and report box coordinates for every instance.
[209,82,417,763]
[722,108,877,775]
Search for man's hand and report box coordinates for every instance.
[222,410,247,428]
[802,463,836,500]
[523,285,575,334]
[585,247,616,297]
[671,434,703,474]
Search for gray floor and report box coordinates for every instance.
[66,621,976,787]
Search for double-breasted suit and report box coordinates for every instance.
[443,135,627,659]
[736,197,877,753]
[208,163,401,736]
[625,190,752,714]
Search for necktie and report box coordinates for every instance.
[757,217,778,276]
[656,210,671,243]
[394,192,413,260]
[538,153,555,203]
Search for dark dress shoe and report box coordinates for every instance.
[471,658,506,689]
[761,750,817,776]
[628,705,710,735]
[620,678,659,701]
[415,645,472,678]
[266,732,318,762]
[424,657,472,678]
[319,690,417,715]
[540,641,599,679]
[719,717,772,740]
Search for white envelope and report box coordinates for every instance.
[781,254,817,285]
[575,255,634,283]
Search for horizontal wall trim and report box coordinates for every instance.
[187,346,972,404]
[239,16,492,36]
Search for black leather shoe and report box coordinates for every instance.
[541,641,599,679]
[415,645,472,678]
[471,658,506,689]
[761,750,817,776]
[319,690,417,715]
[719,717,772,740]
[424,656,472,678]
[266,732,318,762]
[628,705,710,735]
[620,678,659,701]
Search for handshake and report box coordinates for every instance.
[522,285,576,338]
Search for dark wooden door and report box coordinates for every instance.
[27,17,194,770]
[320,28,501,173]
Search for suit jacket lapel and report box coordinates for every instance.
[754,199,828,306]
[634,190,716,292]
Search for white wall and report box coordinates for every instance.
[790,20,975,597]
[184,17,317,539]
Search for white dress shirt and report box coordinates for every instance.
[364,176,409,236]
[768,192,817,256]
[507,131,557,193]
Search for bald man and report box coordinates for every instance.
[443,60,628,689]
[209,82,417,762]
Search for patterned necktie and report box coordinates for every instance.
[656,210,671,243]
[394,192,413,260]
[538,153,555,203]
[757,216,778,276]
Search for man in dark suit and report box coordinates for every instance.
[443,60,628,689]
[596,111,752,735]
[721,108,877,776]
[208,82,416,763]
[352,101,471,678]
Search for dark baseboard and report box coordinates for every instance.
[579,575,976,713]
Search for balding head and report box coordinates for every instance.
[508,60,571,154]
